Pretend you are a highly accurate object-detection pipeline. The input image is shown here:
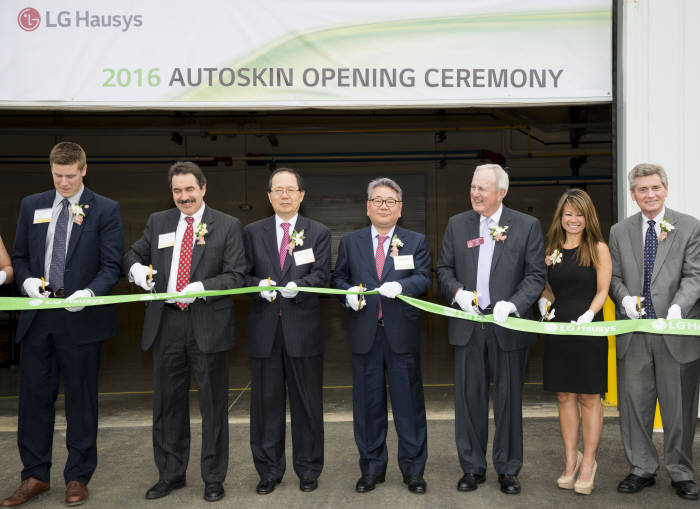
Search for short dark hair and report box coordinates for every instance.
[168,161,207,188]
[49,142,86,169]
[268,167,305,192]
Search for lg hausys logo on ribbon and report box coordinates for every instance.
[17,7,142,32]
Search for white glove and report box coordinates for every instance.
[176,281,204,305]
[130,263,156,292]
[576,310,594,324]
[279,281,299,298]
[65,289,92,312]
[537,297,552,317]
[666,304,682,320]
[0,270,6,286]
[258,279,277,303]
[378,281,402,299]
[23,277,48,298]
[621,295,644,319]
[454,289,478,315]
[345,286,367,311]
[493,300,517,323]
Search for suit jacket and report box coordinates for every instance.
[609,207,700,362]
[244,215,331,358]
[123,206,246,354]
[332,225,431,355]
[12,187,123,344]
[436,206,545,351]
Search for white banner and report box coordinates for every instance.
[1,0,612,109]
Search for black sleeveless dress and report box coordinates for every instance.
[543,247,608,395]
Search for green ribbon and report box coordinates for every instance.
[2,286,699,337]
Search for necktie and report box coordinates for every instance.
[175,216,194,310]
[280,222,291,269]
[476,217,494,309]
[642,219,657,318]
[49,198,70,291]
[375,235,387,319]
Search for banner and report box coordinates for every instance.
[1,0,612,109]
[3,285,699,338]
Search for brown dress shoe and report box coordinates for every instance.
[0,477,50,507]
[65,481,88,506]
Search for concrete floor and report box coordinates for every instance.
[1,296,695,507]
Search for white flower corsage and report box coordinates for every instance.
[195,223,208,245]
[70,203,87,225]
[390,234,403,257]
[287,229,305,254]
[489,224,509,242]
[658,219,674,242]
[546,248,563,266]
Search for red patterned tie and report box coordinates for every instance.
[280,222,290,270]
[375,235,387,319]
[175,216,194,310]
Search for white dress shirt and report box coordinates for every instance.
[275,213,298,252]
[479,204,504,236]
[166,203,206,296]
[44,186,84,280]
[641,207,665,246]
[371,224,396,258]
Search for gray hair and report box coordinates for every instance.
[474,164,509,193]
[628,163,668,190]
[367,177,403,201]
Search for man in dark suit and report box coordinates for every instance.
[3,142,123,507]
[243,167,331,494]
[436,164,545,495]
[332,177,431,495]
[609,163,700,501]
[123,162,246,502]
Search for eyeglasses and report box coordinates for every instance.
[369,198,401,208]
[270,188,300,196]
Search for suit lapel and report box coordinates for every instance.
[160,209,181,285]
[189,206,213,277]
[651,208,676,284]
[35,191,55,272]
[467,212,480,268]
[626,213,644,281]
[381,227,398,281]
[489,207,511,276]
[65,188,93,262]
[262,216,281,278]
[359,227,378,284]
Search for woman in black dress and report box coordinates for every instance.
[538,189,611,495]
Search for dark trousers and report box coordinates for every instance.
[352,326,427,479]
[249,324,324,481]
[18,309,103,484]
[454,323,528,476]
[152,307,229,483]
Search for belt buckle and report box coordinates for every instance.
[377,319,385,327]
[48,288,65,298]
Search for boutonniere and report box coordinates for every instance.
[489,224,509,242]
[195,222,208,245]
[546,248,563,266]
[390,234,404,257]
[287,229,305,254]
[658,219,674,242]
[70,203,88,225]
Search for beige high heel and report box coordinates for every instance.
[574,460,597,495]
[557,451,583,489]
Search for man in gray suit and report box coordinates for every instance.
[436,164,545,495]
[609,163,700,501]
[124,162,246,502]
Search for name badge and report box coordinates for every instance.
[33,208,52,224]
[293,248,315,266]
[158,232,176,249]
[467,237,484,248]
[393,254,415,270]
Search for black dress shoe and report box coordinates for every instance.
[404,477,426,494]
[498,474,521,495]
[355,474,385,493]
[203,482,225,502]
[145,479,186,499]
[299,479,318,492]
[617,473,655,493]
[457,473,486,492]
[672,480,699,500]
[255,479,281,495]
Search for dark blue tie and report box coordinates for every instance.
[642,219,657,318]
[49,198,70,291]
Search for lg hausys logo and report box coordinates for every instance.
[17,7,142,32]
